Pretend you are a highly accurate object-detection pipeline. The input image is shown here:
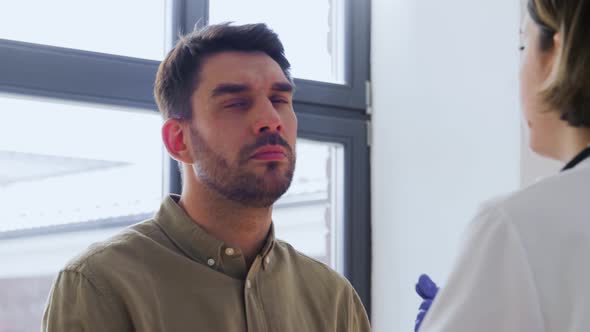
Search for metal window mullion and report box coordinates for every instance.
[164,0,210,195]
[296,109,372,316]
[176,0,209,36]
[0,39,160,110]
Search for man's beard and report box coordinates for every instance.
[189,127,295,208]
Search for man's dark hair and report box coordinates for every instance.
[154,23,292,120]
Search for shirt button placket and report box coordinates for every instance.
[225,247,235,256]
[206,258,215,267]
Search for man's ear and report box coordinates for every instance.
[162,118,193,164]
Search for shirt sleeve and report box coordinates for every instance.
[418,203,546,332]
[42,270,131,332]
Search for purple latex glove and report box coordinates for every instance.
[414,274,439,332]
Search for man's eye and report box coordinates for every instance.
[225,101,249,108]
[271,99,288,104]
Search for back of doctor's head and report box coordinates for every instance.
[527,0,590,127]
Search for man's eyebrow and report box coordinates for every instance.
[272,82,294,93]
[211,83,250,98]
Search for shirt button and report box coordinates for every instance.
[207,258,215,266]
[246,280,252,289]
[265,256,270,265]
[225,248,235,256]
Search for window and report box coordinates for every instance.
[0,94,164,235]
[274,139,345,273]
[0,0,371,327]
[0,94,163,331]
[209,0,346,83]
[0,0,168,60]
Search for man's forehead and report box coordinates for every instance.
[199,51,288,83]
[210,81,293,98]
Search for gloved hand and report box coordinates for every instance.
[414,274,439,332]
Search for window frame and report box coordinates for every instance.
[174,0,370,111]
[0,0,372,315]
[296,106,371,313]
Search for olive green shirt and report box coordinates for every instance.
[42,195,370,331]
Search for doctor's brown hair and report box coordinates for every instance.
[527,0,590,127]
[154,23,292,121]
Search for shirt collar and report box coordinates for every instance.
[154,194,276,279]
[561,145,590,172]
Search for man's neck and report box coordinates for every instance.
[178,179,273,267]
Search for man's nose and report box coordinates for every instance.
[252,99,283,135]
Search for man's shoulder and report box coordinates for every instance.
[274,239,353,289]
[62,219,162,275]
[273,239,369,326]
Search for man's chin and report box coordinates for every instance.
[250,160,286,171]
[259,180,291,196]
[247,162,290,177]
[229,166,294,206]
[233,185,290,208]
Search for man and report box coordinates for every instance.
[42,23,370,331]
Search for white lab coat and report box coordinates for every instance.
[420,158,590,332]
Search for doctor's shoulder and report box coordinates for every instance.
[469,165,590,244]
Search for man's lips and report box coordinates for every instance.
[250,146,288,161]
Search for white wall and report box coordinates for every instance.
[371,0,522,330]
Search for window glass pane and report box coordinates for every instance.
[209,0,346,83]
[0,276,54,332]
[273,139,345,273]
[0,94,163,331]
[0,94,164,235]
[0,0,167,60]
[0,228,127,331]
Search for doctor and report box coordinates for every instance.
[415,0,590,331]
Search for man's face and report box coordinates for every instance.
[187,51,297,207]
